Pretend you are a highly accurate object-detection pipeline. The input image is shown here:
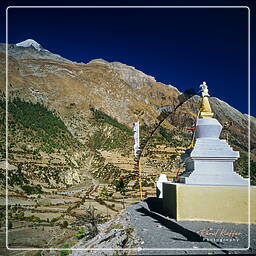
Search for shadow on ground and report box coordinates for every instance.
[137,200,203,242]
[135,197,229,254]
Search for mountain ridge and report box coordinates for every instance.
[0,42,73,63]
[0,41,255,146]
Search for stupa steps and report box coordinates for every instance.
[178,168,249,185]
[193,142,233,148]
[179,168,245,177]
[191,154,239,158]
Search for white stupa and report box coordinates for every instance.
[179,82,248,185]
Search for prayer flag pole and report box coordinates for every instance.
[133,120,143,200]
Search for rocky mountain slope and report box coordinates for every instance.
[0,39,72,63]
[0,40,255,186]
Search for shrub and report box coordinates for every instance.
[60,243,71,256]
[51,217,60,223]
[76,227,85,239]
[61,220,68,228]
[114,178,128,195]
[21,184,43,194]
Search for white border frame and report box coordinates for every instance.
[5,5,251,253]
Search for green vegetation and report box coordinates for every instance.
[0,98,90,189]
[159,126,174,142]
[89,127,131,151]
[21,184,43,194]
[90,107,133,135]
[89,108,133,151]
[235,152,256,185]
[76,227,86,239]
[92,161,124,182]
[114,178,128,195]
[51,217,61,223]
[0,206,4,223]
[8,164,29,186]
[7,99,66,132]
[8,162,68,190]
[24,215,44,223]
[159,126,190,147]
[13,211,46,223]
[14,211,24,220]
[251,161,256,185]
[224,131,255,184]
[60,243,71,256]
[140,125,150,132]
[61,220,69,228]
[0,98,85,155]
[0,171,5,186]
[230,135,248,152]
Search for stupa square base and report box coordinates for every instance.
[162,182,256,224]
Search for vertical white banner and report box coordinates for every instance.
[133,121,140,157]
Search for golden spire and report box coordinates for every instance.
[199,81,214,118]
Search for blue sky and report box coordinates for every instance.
[1,1,255,116]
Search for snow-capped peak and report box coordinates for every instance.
[16,39,42,51]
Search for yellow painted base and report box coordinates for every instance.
[162,182,256,224]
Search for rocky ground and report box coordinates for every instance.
[1,195,255,256]
[65,198,256,256]
[127,199,255,255]
[0,184,139,255]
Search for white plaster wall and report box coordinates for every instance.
[195,118,222,139]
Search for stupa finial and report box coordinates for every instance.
[199,81,214,118]
[200,81,209,96]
